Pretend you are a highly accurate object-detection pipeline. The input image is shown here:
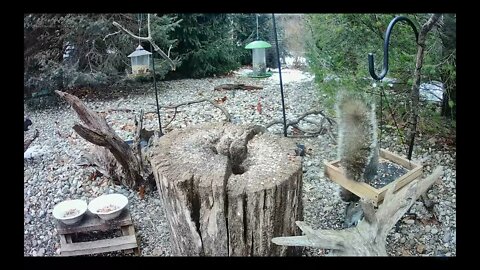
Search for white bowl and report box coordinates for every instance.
[88,194,128,221]
[52,199,88,225]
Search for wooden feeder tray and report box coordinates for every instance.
[324,149,423,206]
[56,208,140,256]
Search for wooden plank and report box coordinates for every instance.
[60,235,138,256]
[325,149,423,206]
[379,149,419,170]
[57,209,132,235]
[324,161,380,204]
[121,225,136,254]
[60,234,73,245]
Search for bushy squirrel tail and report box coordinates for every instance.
[336,91,379,202]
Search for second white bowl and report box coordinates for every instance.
[88,193,128,221]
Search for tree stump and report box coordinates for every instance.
[148,123,304,256]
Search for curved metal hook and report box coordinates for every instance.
[368,16,419,81]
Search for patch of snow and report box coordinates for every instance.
[24,145,44,159]
[233,67,314,84]
[285,56,307,67]
[420,81,444,103]
[233,68,253,77]
[268,68,314,84]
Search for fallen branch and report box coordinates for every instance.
[98,108,134,114]
[214,84,263,91]
[147,99,232,129]
[24,129,39,152]
[265,110,335,129]
[265,110,337,141]
[272,166,444,256]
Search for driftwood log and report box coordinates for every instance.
[55,90,151,190]
[148,123,304,256]
[272,166,444,256]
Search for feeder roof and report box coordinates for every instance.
[128,45,152,58]
[245,40,272,49]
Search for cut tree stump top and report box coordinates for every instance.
[149,123,301,195]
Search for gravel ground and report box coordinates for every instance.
[24,67,456,257]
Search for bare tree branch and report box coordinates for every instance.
[112,13,177,70]
[112,21,150,41]
[103,30,121,41]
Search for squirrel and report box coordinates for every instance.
[335,91,379,202]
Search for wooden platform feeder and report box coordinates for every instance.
[56,208,140,256]
[324,149,423,206]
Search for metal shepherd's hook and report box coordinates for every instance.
[368,16,419,81]
[368,16,419,161]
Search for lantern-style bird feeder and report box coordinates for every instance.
[127,45,152,76]
[245,40,272,78]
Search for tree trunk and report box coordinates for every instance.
[407,14,442,159]
[148,123,304,256]
[439,14,456,119]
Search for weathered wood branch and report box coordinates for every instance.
[112,14,178,71]
[272,166,444,256]
[24,129,39,152]
[55,90,147,190]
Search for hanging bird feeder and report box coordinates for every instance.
[245,40,273,78]
[127,44,152,76]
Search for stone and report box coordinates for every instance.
[405,219,415,225]
[442,231,451,243]
[416,244,426,254]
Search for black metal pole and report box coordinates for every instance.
[272,14,288,137]
[379,87,382,149]
[150,43,164,136]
